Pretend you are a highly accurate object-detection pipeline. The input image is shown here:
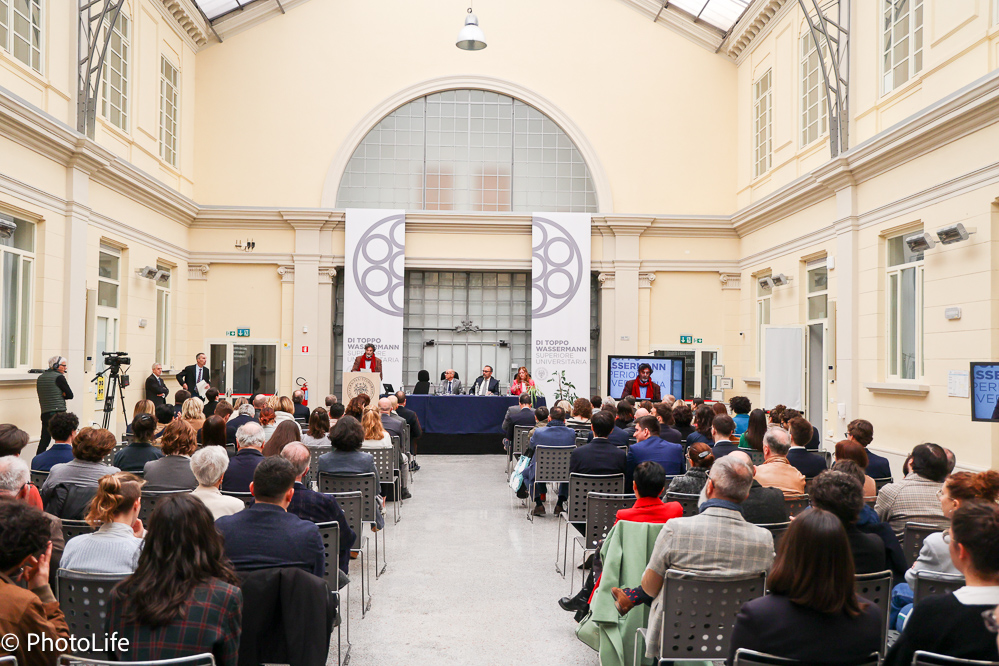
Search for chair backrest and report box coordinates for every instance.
[319,472,377,522]
[873,477,893,493]
[58,653,216,666]
[402,423,411,456]
[30,469,49,487]
[911,651,999,665]
[533,446,573,484]
[306,445,332,487]
[57,569,130,652]
[659,569,767,660]
[575,436,588,447]
[626,437,637,446]
[584,492,635,550]
[315,520,340,591]
[219,490,254,508]
[327,491,363,546]
[513,425,532,456]
[370,447,395,488]
[803,477,816,496]
[389,435,403,471]
[102,442,128,466]
[61,518,96,542]
[912,570,966,604]
[756,522,790,551]
[733,649,878,665]
[225,443,237,456]
[747,450,765,466]
[565,474,626,523]
[138,490,190,524]
[784,494,810,518]
[572,427,590,439]
[854,570,893,654]
[664,491,699,517]
[903,522,946,568]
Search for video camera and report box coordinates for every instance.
[102,351,131,370]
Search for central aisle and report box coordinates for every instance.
[340,455,601,665]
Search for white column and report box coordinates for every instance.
[285,213,332,401]
[598,272,615,395]
[831,179,860,434]
[63,165,95,411]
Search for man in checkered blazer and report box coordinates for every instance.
[875,442,949,535]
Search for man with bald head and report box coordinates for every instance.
[438,369,462,395]
[727,451,790,524]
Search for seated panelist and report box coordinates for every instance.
[469,366,500,396]
[438,369,462,395]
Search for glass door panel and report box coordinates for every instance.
[232,344,277,396]
[209,344,228,396]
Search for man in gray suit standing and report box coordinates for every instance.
[438,369,462,395]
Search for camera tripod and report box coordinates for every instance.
[92,362,129,430]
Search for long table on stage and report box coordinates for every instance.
[405,394,547,455]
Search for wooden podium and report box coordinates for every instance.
[342,371,381,400]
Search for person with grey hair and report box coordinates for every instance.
[292,390,310,421]
[144,362,170,407]
[220,422,265,493]
[325,394,338,407]
[0,455,65,582]
[753,425,805,497]
[279,443,355,575]
[728,451,790,524]
[611,454,775,661]
[36,355,73,454]
[190,447,244,519]
[225,402,258,446]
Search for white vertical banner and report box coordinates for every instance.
[343,209,406,389]
[531,213,591,400]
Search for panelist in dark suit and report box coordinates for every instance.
[145,363,170,406]
[620,362,663,402]
[215,456,324,578]
[469,365,500,395]
[176,353,210,399]
[787,417,827,477]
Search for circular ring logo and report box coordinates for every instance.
[532,218,583,318]
[346,376,376,399]
[353,214,405,317]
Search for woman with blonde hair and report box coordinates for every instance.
[142,420,198,492]
[127,399,156,435]
[59,472,145,573]
[362,409,391,448]
[181,397,206,433]
[509,366,535,396]
[273,395,301,435]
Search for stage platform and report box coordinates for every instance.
[406,394,545,455]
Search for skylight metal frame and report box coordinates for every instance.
[77,0,125,137]
[656,0,753,36]
[797,0,850,157]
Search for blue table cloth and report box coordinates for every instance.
[405,395,546,435]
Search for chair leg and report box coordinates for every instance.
[376,519,387,577]
[555,514,567,577]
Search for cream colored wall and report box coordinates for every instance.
[191,0,738,214]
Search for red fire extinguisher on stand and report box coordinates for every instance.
[296,377,308,406]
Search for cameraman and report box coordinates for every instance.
[35,356,73,454]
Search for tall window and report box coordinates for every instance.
[0,0,41,72]
[882,0,923,95]
[756,276,771,373]
[806,262,828,320]
[753,70,772,178]
[96,245,121,378]
[101,11,130,132]
[336,89,598,212]
[0,214,33,369]
[886,232,923,379]
[155,265,171,366]
[160,57,179,166]
[800,32,828,146]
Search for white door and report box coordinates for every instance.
[762,325,806,410]
[207,340,279,398]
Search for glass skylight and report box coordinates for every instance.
[667,0,752,33]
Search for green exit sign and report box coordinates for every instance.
[680,335,703,344]
[237,328,250,337]
[226,331,236,337]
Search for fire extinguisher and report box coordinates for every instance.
[296,377,309,406]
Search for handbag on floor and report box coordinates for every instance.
[509,454,530,492]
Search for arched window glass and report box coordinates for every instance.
[336,89,598,212]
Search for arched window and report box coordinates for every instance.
[336,89,598,212]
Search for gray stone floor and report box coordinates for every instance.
[336,454,600,666]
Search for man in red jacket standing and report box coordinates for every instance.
[350,343,383,379]
[557,461,681,619]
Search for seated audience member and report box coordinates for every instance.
[201,415,228,449]
[738,408,767,452]
[785,417,827,478]
[190,446,245,520]
[318,415,385,531]
[181,397,206,434]
[60,472,145,573]
[31,411,79,471]
[142,421,198,492]
[302,408,331,447]
[876,443,949,535]
[753,426,806,497]
[521,406,576,514]
[503,393,537,453]
[259,407,278,441]
[262,419,302,458]
[590,395,602,411]
[686,404,714,446]
[728,451,790,525]
[226,403,256,445]
[809,470,886,574]
[280,443,355,574]
[561,411,626,515]
[835,439,877,497]
[627,415,684,485]
[666,442,714,495]
[127,399,156,435]
[768,404,785,426]
[0,498,69,666]
[558,462,682,618]
[107,494,242,666]
[651,402,682,444]
[528,405,549,441]
[115,413,164,471]
[614,401,635,432]
[848,418,891,480]
[729,396,751,435]
[153,404,175,439]
[606,407,631,447]
[220,423,266,493]
[273,396,301,435]
[905,470,999,586]
[412,369,432,395]
[711,401,728,419]
[324,395,338,408]
[215,457,324,578]
[885,501,999,665]
[173,390,191,417]
[378,397,406,444]
[611,456,775,661]
[201,388,220,421]
[41,427,119,494]
[0,456,64,578]
[292,389,310,421]
[833,460,907,581]
[728,508,882,664]
[251,394,267,420]
[362,408,393,452]
[672,403,696,442]
[214,400,234,424]
[0,424,31,461]
[328,402,345,428]
[709,415,740,459]
[566,397,593,428]
[778,408,820,448]
[344,395,369,421]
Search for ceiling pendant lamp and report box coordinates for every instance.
[456,7,487,51]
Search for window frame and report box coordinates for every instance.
[881,0,924,96]
[1,0,43,73]
[0,214,35,371]
[756,274,772,373]
[799,30,828,147]
[100,9,130,133]
[97,244,121,310]
[159,55,179,167]
[806,260,828,321]
[753,69,772,179]
[885,233,924,380]
[155,264,171,367]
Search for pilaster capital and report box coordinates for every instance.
[188,264,210,280]
[319,266,338,284]
[639,273,656,289]
[719,272,741,290]
[277,265,295,283]
[597,272,615,289]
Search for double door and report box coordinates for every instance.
[208,341,278,398]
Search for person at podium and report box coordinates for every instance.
[438,369,462,395]
[469,366,500,395]
[350,343,383,379]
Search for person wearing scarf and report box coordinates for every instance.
[621,363,662,402]
[350,343,383,379]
